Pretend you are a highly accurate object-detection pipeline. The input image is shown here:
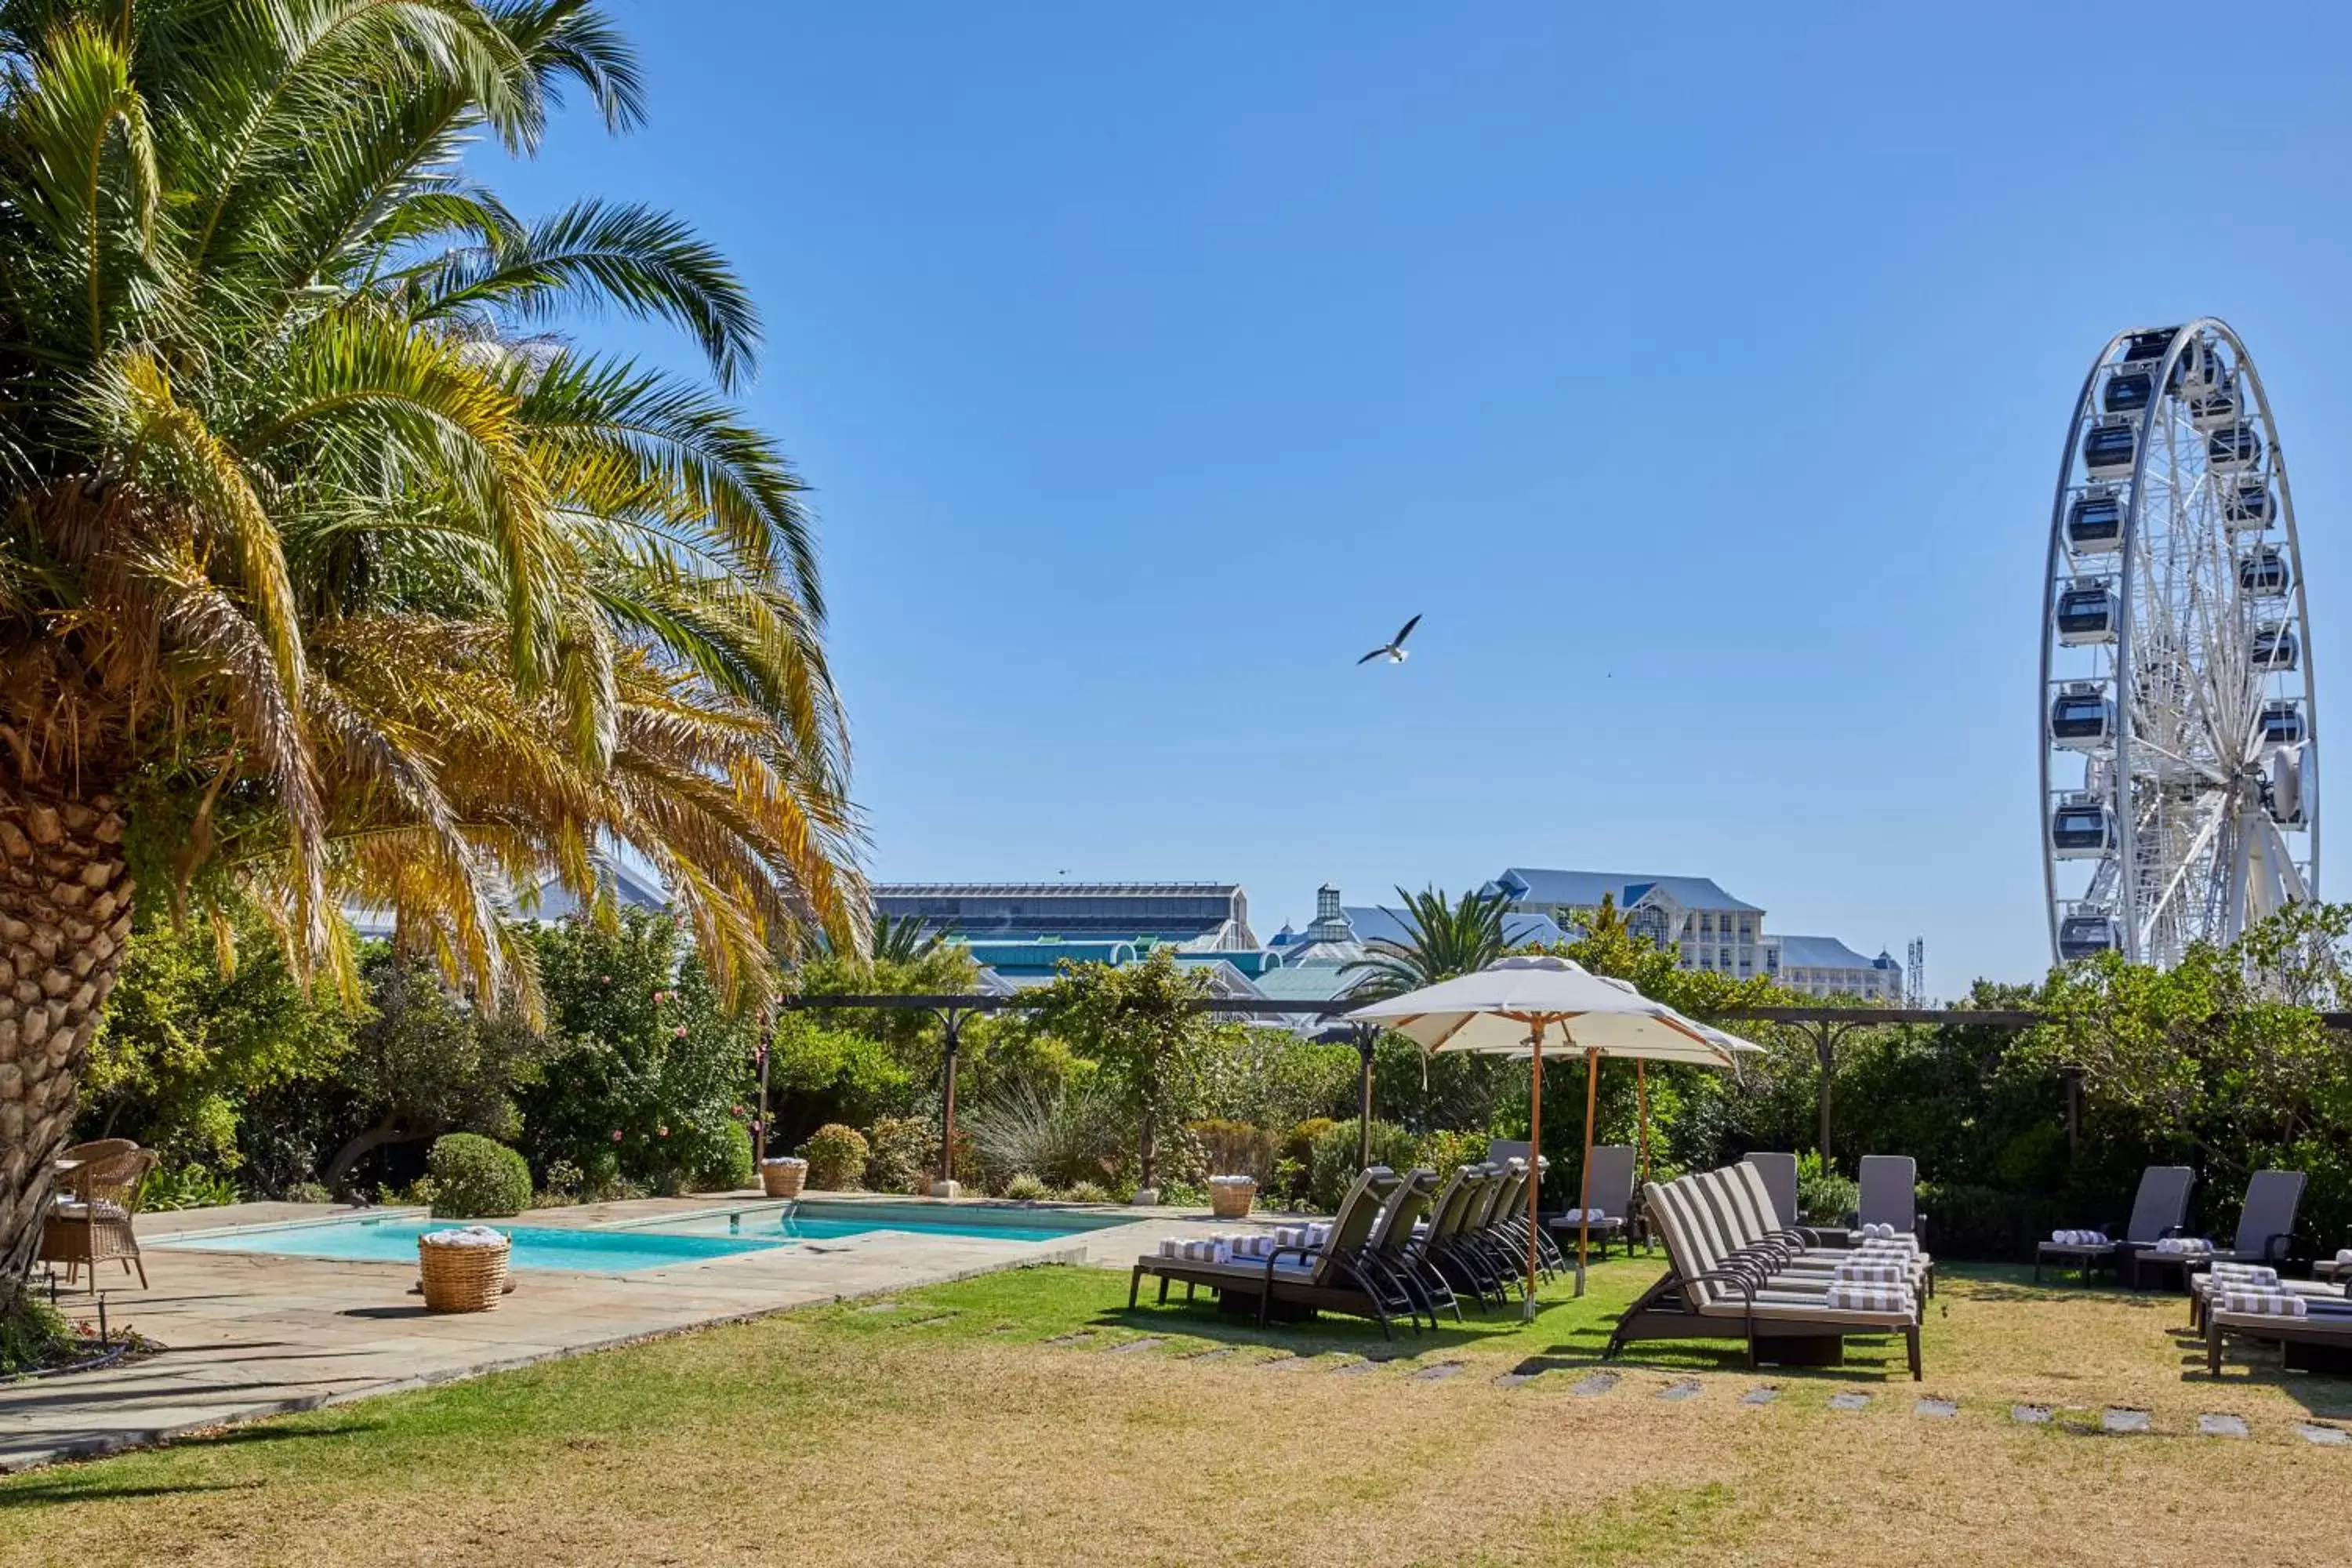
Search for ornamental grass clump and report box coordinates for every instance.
[426,1134,533,1218]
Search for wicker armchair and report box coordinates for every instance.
[41,1144,159,1289]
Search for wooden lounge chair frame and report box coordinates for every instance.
[1608,1167,1923,1379]
[1127,1167,1421,1338]
[2034,1165,2194,1283]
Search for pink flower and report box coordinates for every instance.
[672,1025,688,1038]
[658,1126,670,1138]
[611,1129,623,1143]
[731,1105,746,1117]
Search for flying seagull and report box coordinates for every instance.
[1358,614,1421,666]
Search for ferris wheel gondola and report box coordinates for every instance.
[2040,319,2319,967]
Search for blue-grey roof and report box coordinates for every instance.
[1249,963,1368,1003]
[1490,868,1760,915]
[1343,905,1568,950]
[1772,934,1877,970]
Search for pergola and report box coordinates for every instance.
[764,994,2056,1188]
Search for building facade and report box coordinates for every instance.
[1486,868,1767,980]
[1762,935,1903,1000]
[871,882,1257,950]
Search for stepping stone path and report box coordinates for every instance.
[1409,1362,1465,1382]
[1332,1357,1391,1376]
[2011,1405,2053,1425]
[1178,1347,1234,1363]
[1104,1338,1164,1356]
[2102,1407,2151,1434]
[1571,1372,1621,1398]
[1656,1380,1704,1403]
[857,1301,899,1314]
[1915,1398,1958,1419]
[1740,1387,1780,1406]
[1828,1392,1871,1412]
[2197,1414,2248,1439]
[2297,1423,2350,1447]
[1042,1331,1094,1347]
[1269,1353,1323,1371]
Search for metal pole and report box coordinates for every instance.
[1577,1045,1600,1298]
[1524,1024,1543,1320]
[1815,1022,1837,1164]
[938,1009,964,1192]
[1354,1023,1377,1171]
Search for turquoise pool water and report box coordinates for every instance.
[644,1200,1131,1247]
[154,1217,782,1274]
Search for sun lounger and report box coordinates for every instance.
[2317,1247,2352,1285]
[1128,1167,1423,1337]
[2034,1165,2194,1283]
[1609,1166,1923,1378]
[2204,1279,2352,1375]
[1547,1144,1635,1259]
[1411,1164,1508,1312]
[1742,1152,1802,1230]
[2127,1169,2304,1290]
[1857,1155,1925,1239]
[2185,1261,2347,1330]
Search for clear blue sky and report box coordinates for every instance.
[491,2,2352,996]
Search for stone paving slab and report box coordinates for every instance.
[2198,1414,2248,1438]
[2,1199,1091,1474]
[2102,1407,2151,1434]
[1828,1392,1870,1412]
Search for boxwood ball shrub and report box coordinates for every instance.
[426,1134,533,1218]
[799,1123,869,1189]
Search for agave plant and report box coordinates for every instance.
[0,2,859,1302]
[1344,885,1515,999]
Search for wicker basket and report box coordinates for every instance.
[760,1158,808,1200]
[1208,1178,1257,1221]
[418,1236,510,1312]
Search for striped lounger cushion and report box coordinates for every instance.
[1822,1283,1915,1313]
[2202,1264,2279,1289]
[1834,1262,1911,1286]
[2215,1290,2306,1317]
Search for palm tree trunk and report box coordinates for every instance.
[0,786,132,1312]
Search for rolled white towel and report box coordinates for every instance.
[2156,1236,2216,1255]
[2050,1229,2110,1247]
[420,1225,509,1248]
[1207,1174,1255,1189]
[1226,1233,1279,1261]
[2206,1262,2278,1287]
[2337,1248,2352,1266]
[2216,1290,2307,1318]
[1823,1281,1915,1313]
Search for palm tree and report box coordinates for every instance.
[869,912,943,965]
[1344,885,1515,999]
[0,2,860,1305]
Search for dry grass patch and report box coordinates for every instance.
[1,1262,2345,1566]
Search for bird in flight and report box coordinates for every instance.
[1358,614,1421,666]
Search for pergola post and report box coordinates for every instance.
[753,1010,773,1167]
[1352,1022,1379,1171]
[933,1007,967,1198]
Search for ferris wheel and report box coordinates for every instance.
[2041,319,2318,969]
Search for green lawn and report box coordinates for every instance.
[3,1260,2347,1566]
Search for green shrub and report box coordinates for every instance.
[1795,1150,1857,1226]
[1416,1127,1487,1178]
[800,1123,869,1189]
[1003,1172,1050,1202]
[426,1133,533,1218]
[282,1181,332,1206]
[0,1297,73,1377]
[1063,1180,1112,1204]
[691,1121,756,1192]
[863,1115,938,1193]
[1920,1181,2071,1261]
[1307,1119,1420,1211]
[142,1163,242,1211]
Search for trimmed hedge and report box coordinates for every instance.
[426,1134,532,1218]
[799,1123,869,1189]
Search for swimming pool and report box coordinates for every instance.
[622,1199,1134,1247]
[154,1215,783,1275]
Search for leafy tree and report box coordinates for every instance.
[1344,885,1513,998]
[868,913,944,965]
[78,915,361,1171]
[1033,948,1215,1190]
[0,2,858,1305]
[320,953,550,1191]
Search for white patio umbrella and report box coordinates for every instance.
[1347,955,1755,1313]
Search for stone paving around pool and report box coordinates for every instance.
[1,1191,1231,1473]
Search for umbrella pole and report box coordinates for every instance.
[1635,1058,1650,1186]
[1577,1045,1599,1298]
[1524,1024,1542,1320]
